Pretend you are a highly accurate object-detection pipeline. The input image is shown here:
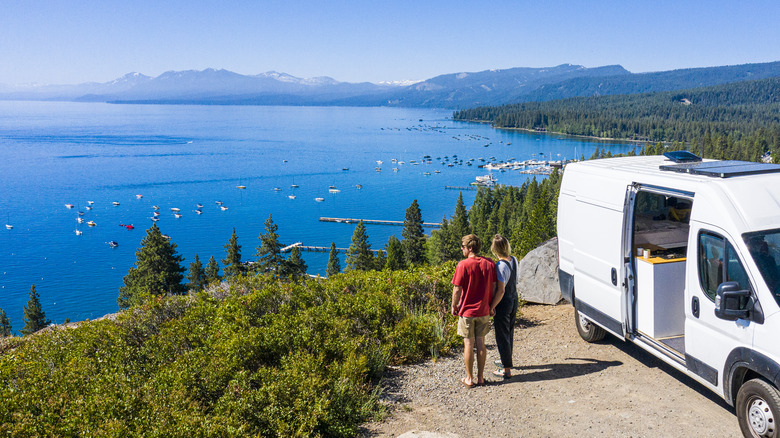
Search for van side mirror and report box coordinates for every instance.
[714,281,751,321]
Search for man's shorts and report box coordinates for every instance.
[457,315,491,338]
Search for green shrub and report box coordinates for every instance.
[0,264,458,436]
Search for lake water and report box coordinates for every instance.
[0,101,634,330]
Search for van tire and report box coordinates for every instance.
[574,308,606,342]
[737,378,780,438]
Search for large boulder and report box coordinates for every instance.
[517,237,561,305]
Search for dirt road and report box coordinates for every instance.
[360,303,741,437]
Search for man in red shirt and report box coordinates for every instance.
[451,234,498,387]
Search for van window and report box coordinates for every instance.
[744,229,780,306]
[698,231,753,302]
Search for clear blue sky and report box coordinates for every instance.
[2,0,780,85]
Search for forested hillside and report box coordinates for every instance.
[454,77,780,162]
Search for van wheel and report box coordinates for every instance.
[574,308,606,342]
[737,378,780,438]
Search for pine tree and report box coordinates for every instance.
[326,242,341,277]
[256,214,285,276]
[287,246,308,279]
[385,235,406,270]
[205,255,221,283]
[222,227,243,278]
[0,307,12,337]
[186,254,206,291]
[374,250,387,271]
[402,199,426,266]
[451,192,471,238]
[117,224,186,309]
[346,221,374,271]
[21,284,50,335]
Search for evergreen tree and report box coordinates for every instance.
[205,256,221,283]
[287,246,308,279]
[186,254,206,291]
[451,192,471,238]
[326,242,341,277]
[374,250,387,271]
[21,284,50,335]
[425,219,454,265]
[222,227,243,278]
[117,224,186,309]
[346,221,374,271]
[385,235,406,270]
[256,214,285,276]
[402,199,426,266]
[0,307,12,337]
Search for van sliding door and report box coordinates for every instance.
[621,184,639,336]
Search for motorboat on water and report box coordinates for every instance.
[87,201,94,205]
[196,204,203,208]
[195,209,203,214]
[174,213,182,218]
[315,197,324,202]
[356,184,363,189]
[237,185,246,189]
[171,207,180,212]
[216,201,223,205]
[112,202,120,206]
[153,205,159,210]
[5,224,12,230]
[65,203,75,209]
[151,217,159,222]
[108,241,119,248]
[273,187,282,191]
[220,206,228,211]
[87,221,97,227]
[126,224,134,230]
[77,217,85,224]
[136,194,143,199]
[74,229,82,235]
[288,195,296,199]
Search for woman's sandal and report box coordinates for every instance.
[492,369,511,378]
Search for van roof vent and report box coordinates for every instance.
[659,160,780,178]
[663,151,702,163]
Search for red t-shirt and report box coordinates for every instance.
[452,256,497,317]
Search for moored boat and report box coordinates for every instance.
[87,221,97,227]
[315,197,324,202]
[108,241,119,248]
[65,203,75,209]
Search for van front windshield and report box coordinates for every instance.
[744,229,780,305]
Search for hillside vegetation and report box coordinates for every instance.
[455,77,780,162]
[0,266,458,437]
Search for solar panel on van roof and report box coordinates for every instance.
[659,160,780,178]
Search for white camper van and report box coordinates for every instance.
[557,152,780,437]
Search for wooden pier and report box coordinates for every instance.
[280,242,381,254]
[444,185,478,191]
[319,217,441,228]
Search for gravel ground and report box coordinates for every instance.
[359,303,742,438]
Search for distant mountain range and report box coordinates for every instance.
[3,61,780,109]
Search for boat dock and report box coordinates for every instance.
[319,217,442,228]
[444,186,478,191]
[281,242,381,253]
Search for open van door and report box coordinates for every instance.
[621,184,639,336]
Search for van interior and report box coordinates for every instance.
[632,191,692,357]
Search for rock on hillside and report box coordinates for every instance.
[517,237,561,304]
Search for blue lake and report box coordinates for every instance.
[0,101,634,330]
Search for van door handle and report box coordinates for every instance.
[692,296,700,318]
[611,268,617,286]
